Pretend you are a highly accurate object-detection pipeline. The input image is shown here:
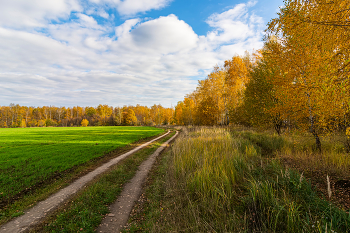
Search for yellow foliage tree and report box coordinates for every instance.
[266,0,350,150]
[81,119,89,127]
[21,119,26,128]
[122,109,137,126]
[175,102,184,125]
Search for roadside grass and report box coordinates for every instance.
[33,131,176,233]
[123,127,350,232]
[278,133,350,178]
[0,126,164,224]
[233,128,350,177]
[235,129,350,209]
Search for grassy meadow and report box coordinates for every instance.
[0,126,164,212]
[124,127,350,233]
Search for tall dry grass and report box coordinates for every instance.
[164,127,350,232]
[173,127,258,208]
[278,133,350,177]
[233,128,350,177]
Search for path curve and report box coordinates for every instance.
[97,131,178,233]
[0,131,171,233]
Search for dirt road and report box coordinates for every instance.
[97,131,178,232]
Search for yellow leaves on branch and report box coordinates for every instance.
[263,0,350,139]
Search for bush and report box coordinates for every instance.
[81,119,89,127]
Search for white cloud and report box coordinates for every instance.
[116,0,172,16]
[75,13,102,29]
[129,15,198,54]
[205,2,264,47]
[0,1,265,107]
[115,18,140,38]
[98,9,110,19]
[0,0,81,28]
[85,7,111,19]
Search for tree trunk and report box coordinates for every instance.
[305,82,321,152]
[313,131,322,153]
[273,118,282,135]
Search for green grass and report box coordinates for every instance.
[0,126,164,208]
[123,127,350,233]
[37,131,176,233]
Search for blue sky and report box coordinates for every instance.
[0,0,283,107]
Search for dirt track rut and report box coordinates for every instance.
[97,131,178,233]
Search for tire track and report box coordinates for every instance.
[97,131,178,233]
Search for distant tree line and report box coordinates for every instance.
[0,104,175,128]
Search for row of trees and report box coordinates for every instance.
[175,0,350,151]
[174,54,251,126]
[0,104,175,128]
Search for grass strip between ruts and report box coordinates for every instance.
[122,142,174,233]
[34,131,176,233]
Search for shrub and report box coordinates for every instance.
[81,119,89,127]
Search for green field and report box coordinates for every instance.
[0,126,164,205]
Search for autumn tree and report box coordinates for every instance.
[266,0,350,150]
[240,48,285,134]
[224,54,252,125]
[85,107,96,117]
[174,102,184,125]
[174,55,252,126]
[193,68,226,125]
[81,119,89,127]
[122,109,137,126]
[97,104,112,126]
[0,104,175,128]
[196,96,219,125]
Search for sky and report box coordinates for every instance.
[0,0,283,108]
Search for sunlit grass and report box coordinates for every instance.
[156,127,350,232]
[173,128,258,206]
[278,133,350,176]
[0,126,164,205]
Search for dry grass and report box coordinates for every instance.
[124,126,350,232]
[277,133,350,177]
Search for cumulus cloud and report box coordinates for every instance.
[130,15,198,54]
[0,1,265,107]
[0,0,81,28]
[205,2,264,48]
[115,18,140,38]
